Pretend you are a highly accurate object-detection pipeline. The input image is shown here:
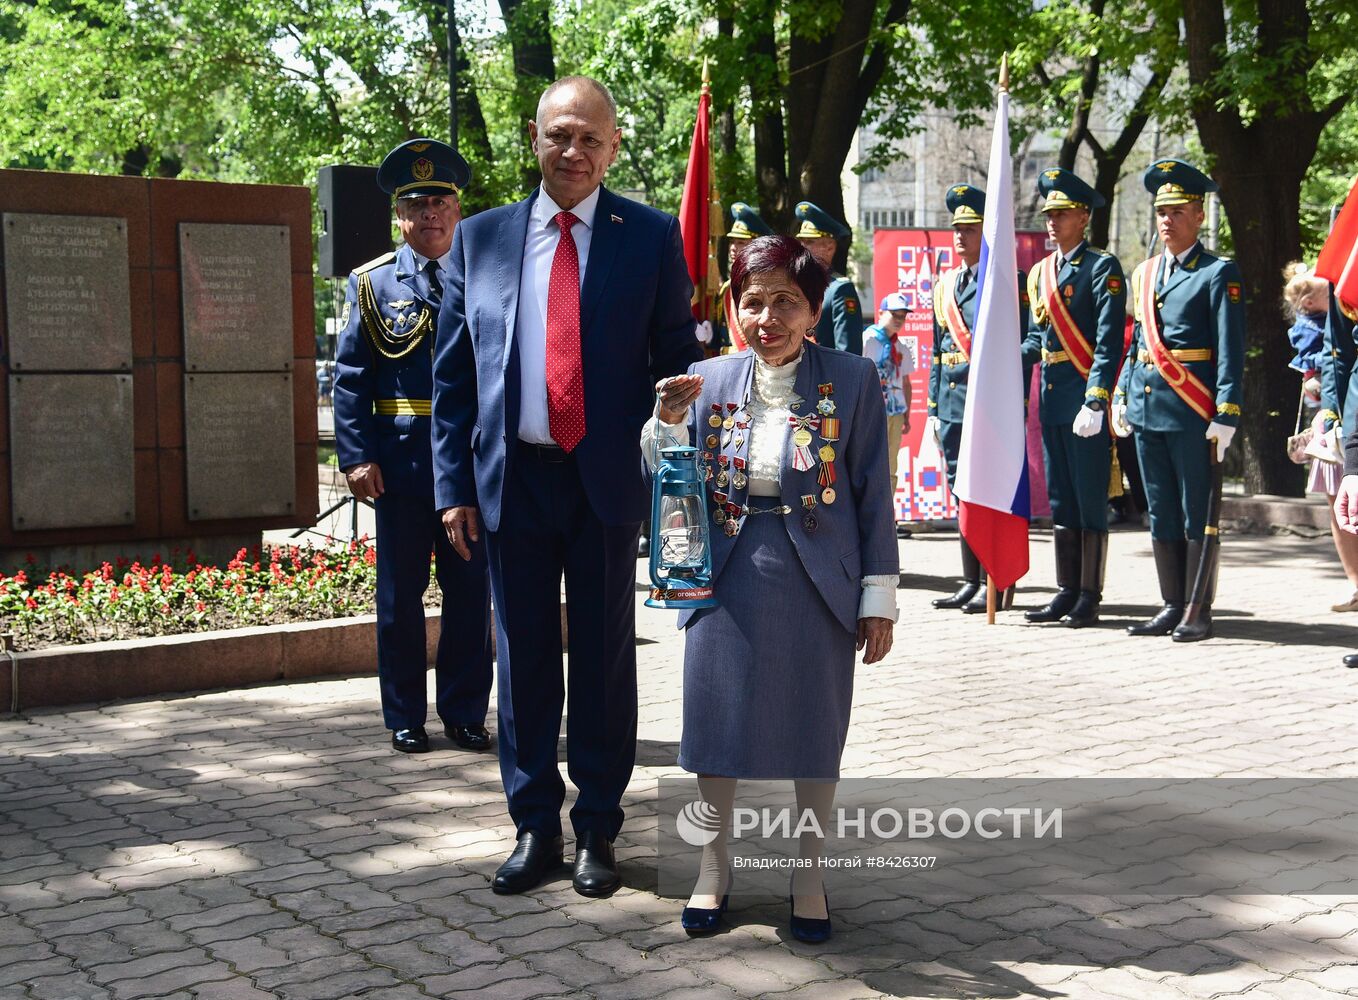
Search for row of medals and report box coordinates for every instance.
[702,383,840,537]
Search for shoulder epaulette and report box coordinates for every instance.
[354,251,397,275]
[1088,247,1112,257]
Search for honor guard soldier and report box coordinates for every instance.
[1113,159,1245,642]
[795,201,865,354]
[717,202,775,352]
[1021,168,1126,628]
[333,138,494,753]
[929,183,1030,612]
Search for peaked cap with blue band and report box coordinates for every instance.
[1038,167,1105,212]
[727,201,775,240]
[1142,158,1217,207]
[945,183,985,225]
[795,201,850,240]
[377,138,471,200]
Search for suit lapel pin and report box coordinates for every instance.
[611,213,623,224]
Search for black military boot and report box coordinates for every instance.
[933,537,982,609]
[1025,525,1081,623]
[1172,539,1217,642]
[1127,539,1187,636]
[1062,530,1108,628]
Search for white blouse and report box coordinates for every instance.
[641,349,898,623]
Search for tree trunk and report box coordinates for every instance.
[747,6,790,233]
[1182,0,1346,495]
[500,0,556,193]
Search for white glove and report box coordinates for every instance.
[1111,403,1132,438]
[695,320,713,345]
[1072,405,1105,438]
[1303,376,1322,399]
[927,415,942,445]
[1206,421,1235,461]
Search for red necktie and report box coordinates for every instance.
[546,210,586,452]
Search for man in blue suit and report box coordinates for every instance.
[333,138,493,755]
[432,76,702,897]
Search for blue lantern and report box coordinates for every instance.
[645,445,718,609]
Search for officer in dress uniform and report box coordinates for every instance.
[1020,168,1126,628]
[333,138,493,753]
[1113,159,1245,643]
[928,183,1030,613]
[715,202,775,353]
[795,201,865,354]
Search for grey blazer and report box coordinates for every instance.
[676,342,899,632]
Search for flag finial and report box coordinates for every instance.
[999,53,1010,93]
[702,56,711,91]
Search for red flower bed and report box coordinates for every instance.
[0,538,438,651]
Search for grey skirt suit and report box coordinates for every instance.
[675,343,899,779]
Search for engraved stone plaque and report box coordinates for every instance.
[8,373,135,530]
[179,223,292,372]
[185,372,295,520]
[3,213,132,372]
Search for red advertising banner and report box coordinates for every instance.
[871,228,1052,522]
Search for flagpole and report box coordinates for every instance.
[985,51,1009,628]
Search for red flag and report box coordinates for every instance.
[1316,174,1358,313]
[678,66,713,321]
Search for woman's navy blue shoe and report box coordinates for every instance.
[788,894,832,943]
[681,872,732,935]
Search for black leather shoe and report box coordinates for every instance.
[1344,653,1358,668]
[492,831,564,895]
[391,727,430,754]
[445,724,492,752]
[1061,591,1100,628]
[933,580,980,609]
[1172,608,1213,642]
[1025,590,1077,623]
[572,831,622,897]
[1126,604,1183,636]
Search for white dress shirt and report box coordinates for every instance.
[1161,242,1198,286]
[517,185,602,445]
[409,247,452,302]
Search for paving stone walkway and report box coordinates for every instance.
[3,527,1358,999]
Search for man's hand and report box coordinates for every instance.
[1111,403,1133,438]
[856,617,894,664]
[1336,476,1358,534]
[1072,405,1104,438]
[926,415,942,446]
[655,373,704,425]
[695,320,713,345]
[442,506,481,560]
[345,462,385,501]
[1205,421,1235,461]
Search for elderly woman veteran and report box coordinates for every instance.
[643,235,899,942]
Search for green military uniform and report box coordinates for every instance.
[1114,159,1245,642]
[794,201,864,355]
[716,202,774,354]
[927,183,1032,613]
[1020,168,1126,628]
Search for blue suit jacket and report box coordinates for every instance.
[432,186,702,530]
[333,243,440,496]
[676,343,899,633]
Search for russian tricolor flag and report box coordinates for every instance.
[954,77,1030,593]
